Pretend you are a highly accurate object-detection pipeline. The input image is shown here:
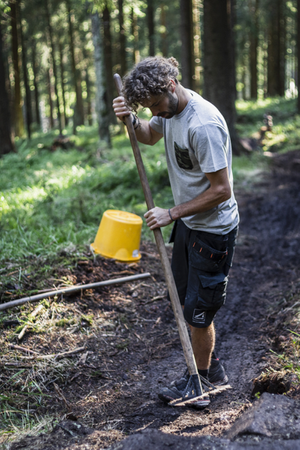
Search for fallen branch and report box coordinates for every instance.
[0,272,151,312]
[54,382,72,409]
[4,346,86,362]
[32,346,85,361]
[8,344,39,355]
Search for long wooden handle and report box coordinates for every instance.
[113,74,200,380]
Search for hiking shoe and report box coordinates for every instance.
[187,375,211,410]
[158,370,210,409]
[208,358,228,386]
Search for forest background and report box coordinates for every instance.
[2,0,300,152]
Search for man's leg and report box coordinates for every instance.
[190,322,215,371]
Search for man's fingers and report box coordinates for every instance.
[112,96,131,118]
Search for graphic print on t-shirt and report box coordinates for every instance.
[174,141,194,170]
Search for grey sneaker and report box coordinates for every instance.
[208,358,228,385]
[158,370,210,409]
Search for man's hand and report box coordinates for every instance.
[144,207,173,230]
[112,96,131,123]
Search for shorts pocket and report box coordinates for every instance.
[196,272,228,309]
[185,267,228,311]
[190,237,228,273]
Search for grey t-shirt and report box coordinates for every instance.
[149,90,239,234]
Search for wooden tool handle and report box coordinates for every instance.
[113,74,200,381]
[113,74,154,210]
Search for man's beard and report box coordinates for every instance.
[158,92,179,119]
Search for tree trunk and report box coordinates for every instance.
[10,0,24,137]
[91,11,111,146]
[118,0,127,76]
[130,8,139,64]
[45,0,62,133]
[249,0,259,99]
[85,67,92,126]
[0,19,15,155]
[160,3,168,57]
[203,0,240,155]
[103,3,116,123]
[59,41,68,127]
[82,45,93,126]
[31,40,41,127]
[297,0,300,112]
[147,0,155,56]
[67,0,85,131]
[279,0,286,97]
[267,0,285,97]
[47,66,54,129]
[180,0,194,90]
[18,1,32,139]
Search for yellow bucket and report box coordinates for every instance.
[91,210,143,262]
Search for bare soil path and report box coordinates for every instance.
[3,150,300,450]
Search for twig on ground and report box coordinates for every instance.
[54,382,72,409]
[144,295,165,304]
[18,325,28,341]
[6,346,86,361]
[8,344,39,355]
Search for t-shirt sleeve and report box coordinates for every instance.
[149,116,164,134]
[191,123,229,173]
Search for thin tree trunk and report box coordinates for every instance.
[147,0,155,56]
[267,0,284,97]
[279,0,286,97]
[297,0,300,112]
[249,0,259,99]
[118,0,126,76]
[46,66,54,129]
[31,40,41,127]
[180,0,194,90]
[0,20,15,154]
[58,41,68,127]
[85,68,92,126]
[45,0,62,133]
[10,0,24,137]
[18,1,32,139]
[160,3,168,57]
[130,8,139,64]
[103,3,116,123]
[67,1,85,131]
[193,0,202,93]
[91,11,111,146]
[203,0,240,155]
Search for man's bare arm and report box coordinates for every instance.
[144,168,232,230]
[112,96,163,145]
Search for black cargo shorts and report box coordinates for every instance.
[170,219,238,328]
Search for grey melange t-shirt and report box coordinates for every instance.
[149,90,239,235]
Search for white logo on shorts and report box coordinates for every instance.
[192,309,206,324]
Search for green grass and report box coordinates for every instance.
[0,125,173,267]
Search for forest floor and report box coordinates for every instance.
[1,149,300,450]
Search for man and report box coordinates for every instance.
[113,56,239,408]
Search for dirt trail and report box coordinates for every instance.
[5,150,300,450]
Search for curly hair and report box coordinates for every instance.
[122,57,179,111]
